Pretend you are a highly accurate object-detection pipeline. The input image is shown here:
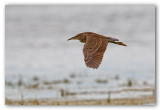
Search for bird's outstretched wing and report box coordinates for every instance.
[83,36,108,69]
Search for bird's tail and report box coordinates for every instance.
[108,37,127,46]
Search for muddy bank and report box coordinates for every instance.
[6,95,155,105]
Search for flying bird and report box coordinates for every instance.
[68,32,127,69]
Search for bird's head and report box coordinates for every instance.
[68,32,92,43]
[68,33,85,41]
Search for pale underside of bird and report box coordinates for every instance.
[68,32,127,69]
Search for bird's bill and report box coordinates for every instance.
[67,37,77,41]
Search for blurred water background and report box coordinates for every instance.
[5,5,155,101]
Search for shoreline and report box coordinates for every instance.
[6,95,155,105]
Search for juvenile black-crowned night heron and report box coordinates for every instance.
[68,32,127,69]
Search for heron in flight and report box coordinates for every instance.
[68,32,127,69]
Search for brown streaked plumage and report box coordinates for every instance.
[68,32,127,69]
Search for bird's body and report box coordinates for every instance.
[68,32,126,69]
